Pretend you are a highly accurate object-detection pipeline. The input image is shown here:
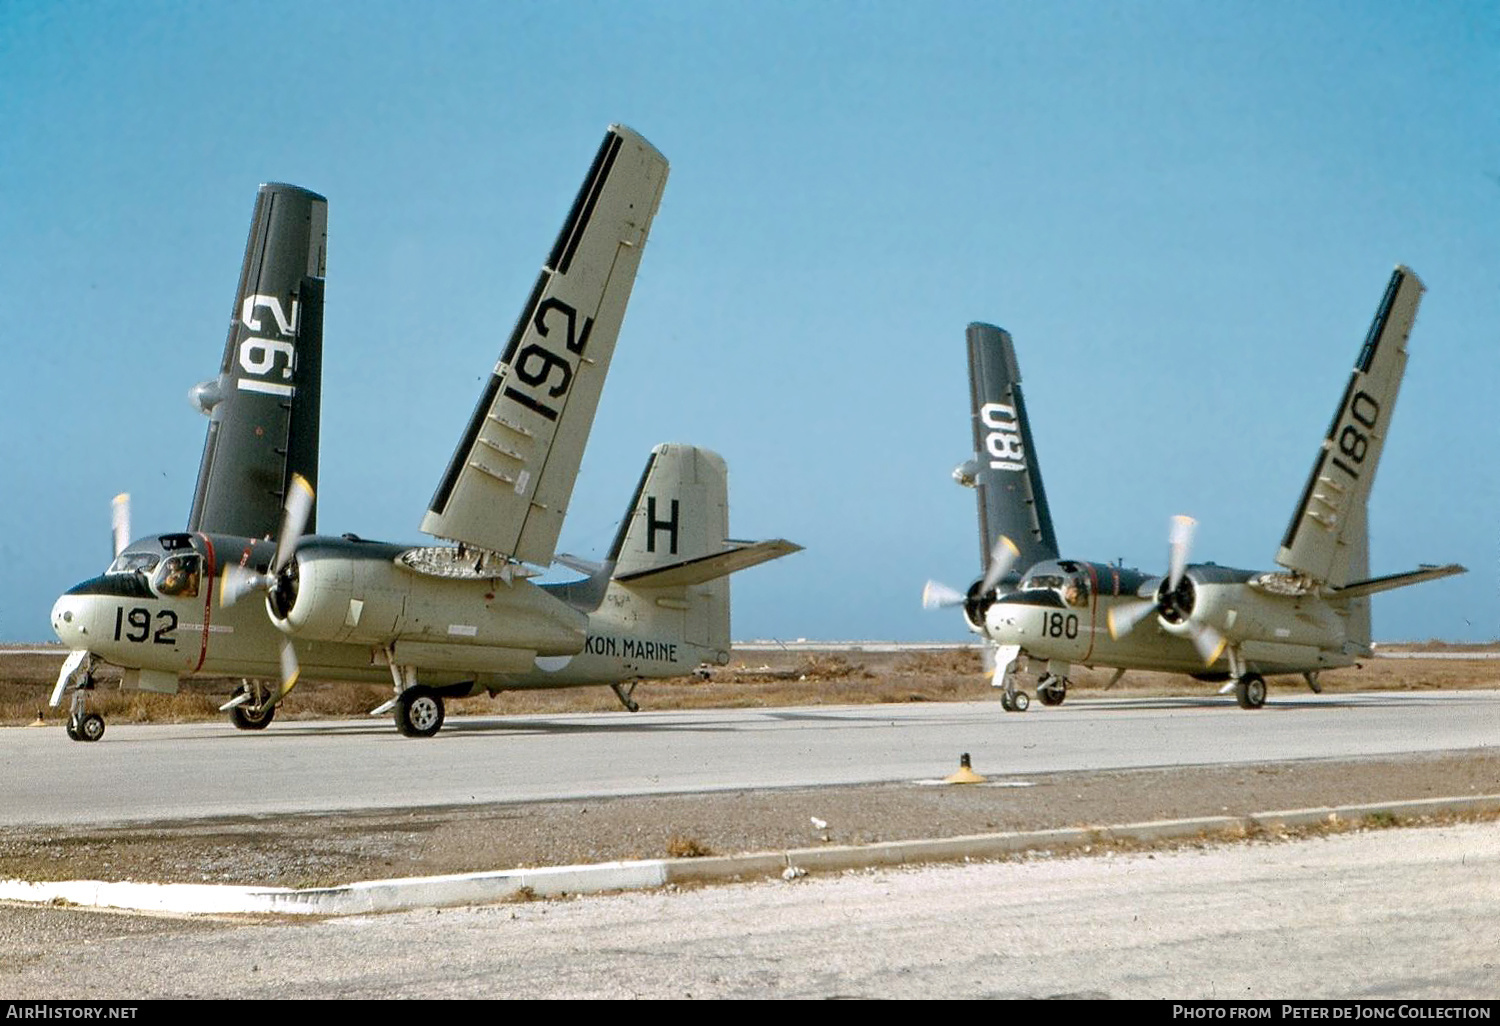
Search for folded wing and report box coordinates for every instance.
[421,125,670,566]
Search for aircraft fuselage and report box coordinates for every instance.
[975,557,1357,678]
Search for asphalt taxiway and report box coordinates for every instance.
[4,690,1499,828]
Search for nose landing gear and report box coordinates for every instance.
[54,653,106,743]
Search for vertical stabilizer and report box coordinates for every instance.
[964,323,1059,578]
[1276,266,1423,587]
[188,184,327,538]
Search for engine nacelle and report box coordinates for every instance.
[274,545,587,656]
[1159,574,1345,650]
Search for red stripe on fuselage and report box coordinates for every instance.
[1082,562,1100,662]
[194,533,216,673]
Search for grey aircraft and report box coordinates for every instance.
[924,267,1465,711]
[50,125,799,741]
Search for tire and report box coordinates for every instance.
[77,713,105,742]
[229,701,276,731]
[65,717,80,741]
[1038,679,1067,707]
[1235,674,1267,710]
[396,686,445,738]
[1000,691,1015,712]
[1012,691,1030,712]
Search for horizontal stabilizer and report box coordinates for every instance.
[554,553,605,576]
[616,539,802,588]
[1328,563,1466,600]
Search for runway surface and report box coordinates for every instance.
[4,690,1498,828]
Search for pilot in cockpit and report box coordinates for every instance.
[155,555,200,598]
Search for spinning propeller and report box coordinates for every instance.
[922,535,1020,611]
[1106,515,1227,665]
[218,473,315,699]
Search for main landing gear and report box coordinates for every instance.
[1036,674,1069,707]
[1235,673,1267,710]
[224,682,277,731]
[395,685,445,738]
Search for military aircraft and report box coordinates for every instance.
[50,125,799,741]
[924,268,1466,711]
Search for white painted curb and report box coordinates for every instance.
[3,794,1495,917]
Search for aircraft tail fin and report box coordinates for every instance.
[421,125,670,567]
[187,183,327,538]
[587,444,799,658]
[960,324,1059,582]
[1276,266,1423,587]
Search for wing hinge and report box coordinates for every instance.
[486,412,534,438]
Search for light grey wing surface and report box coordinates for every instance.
[1276,266,1423,586]
[421,125,670,565]
[966,323,1059,578]
[187,184,327,538]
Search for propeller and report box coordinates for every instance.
[272,633,301,702]
[218,475,314,704]
[1106,515,1228,666]
[921,580,966,610]
[922,535,1021,610]
[219,474,315,609]
[111,493,131,559]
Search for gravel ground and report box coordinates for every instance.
[1,749,1496,888]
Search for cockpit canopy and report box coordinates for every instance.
[104,534,202,599]
[1017,560,1091,608]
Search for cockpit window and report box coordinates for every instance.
[108,552,160,576]
[1020,568,1091,608]
[152,554,201,598]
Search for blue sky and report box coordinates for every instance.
[2,1,1495,643]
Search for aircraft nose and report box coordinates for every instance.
[51,594,86,643]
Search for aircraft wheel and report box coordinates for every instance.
[1012,690,1030,712]
[396,686,445,738]
[1000,691,1015,712]
[65,717,79,741]
[1235,674,1267,710]
[229,700,276,731]
[74,713,105,743]
[1038,678,1067,706]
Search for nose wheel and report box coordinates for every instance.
[66,711,106,743]
[999,689,1030,712]
[64,673,105,743]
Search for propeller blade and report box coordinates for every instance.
[1107,598,1158,640]
[1167,515,1196,591]
[111,493,131,559]
[978,535,1022,595]
[218,564,266,608]
[271,474,315,574]
[273,634,301,702]
[922,580,966,610]
[1188,622,1228,666]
